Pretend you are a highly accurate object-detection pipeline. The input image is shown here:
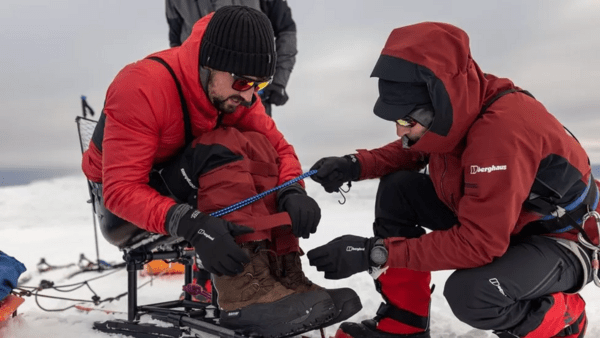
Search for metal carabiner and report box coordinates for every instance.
[579,210,600,249]
[579,210,600,287]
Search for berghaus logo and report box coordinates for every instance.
[181,168,198,189]
[470,164,507,174]
[197,229,215,241]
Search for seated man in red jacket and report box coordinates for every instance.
[81,6,359,337]
[308,22,598,338]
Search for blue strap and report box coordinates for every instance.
[209,170,317,218]
[548,176,600,233]
[541,176,594,221]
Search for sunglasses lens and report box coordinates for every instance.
[396,118,413,127]
[256,82,270,91]
[232,79,254,91]
[231,74,272,91]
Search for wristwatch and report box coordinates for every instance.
[370,238,388,267]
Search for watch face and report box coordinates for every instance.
[370,246,388,266]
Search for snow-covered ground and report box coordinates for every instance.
[0,174,598,337]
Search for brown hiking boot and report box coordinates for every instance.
[214,241,338,337]
[213,240,295,312]
[270,250,364,328]
[269,249,321,293]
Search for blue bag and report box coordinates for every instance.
[0,251,26,300]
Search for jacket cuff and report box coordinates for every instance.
[165,204,193,237]
[385,237,409,269]
[344,154,362,181]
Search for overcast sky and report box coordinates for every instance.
[1,0,599,173]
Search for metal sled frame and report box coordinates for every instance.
[76,105,245,338]
[90,232,246,338]
[93,236,246,338]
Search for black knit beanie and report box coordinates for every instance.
[200,6,276,78]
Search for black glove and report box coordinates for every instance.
[261,84,289,106]
[310,155,361,193]
[277,184,321,239]
[166,204,254,276]
[307,235,377,280]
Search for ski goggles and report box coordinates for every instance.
[395,116,418,128]
[231,73,272,92]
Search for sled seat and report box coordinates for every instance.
[76,113,180,250]
[88,180,169,250]
[76,114,150,249]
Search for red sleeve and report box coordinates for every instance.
[387,115,540,271]
[354,139,428,180]
[101,69,176,235]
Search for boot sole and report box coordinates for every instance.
[324,288,363,326]
[220,289,336,338]
[338,322,431,338]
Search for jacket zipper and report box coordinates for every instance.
[214,112,224,130]
[439,155,453,212]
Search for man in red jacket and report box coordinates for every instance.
[308,22,599,338]
[81,6,360,337]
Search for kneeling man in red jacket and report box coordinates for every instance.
[309,22,598,338]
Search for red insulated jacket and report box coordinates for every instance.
[356,22,599,272]
[81,13,302,235]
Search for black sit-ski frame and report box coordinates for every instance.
[92,235,247,338]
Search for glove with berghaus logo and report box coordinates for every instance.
[165,204,254,276]
[307,235,378,280]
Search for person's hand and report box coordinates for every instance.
[261,84,289,106]
[307,235,377,280]
[278,186,321,239]
[166,204,254,276]
[310,155,360,193]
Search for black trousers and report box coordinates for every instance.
[374,171,585,332]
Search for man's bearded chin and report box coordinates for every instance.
[212,98,236,114]
[212,95,249,114]
[402,135,418,149]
